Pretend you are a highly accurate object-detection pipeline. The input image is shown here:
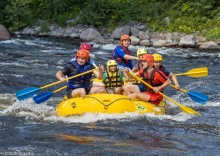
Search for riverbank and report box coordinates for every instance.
[1,22,220,51]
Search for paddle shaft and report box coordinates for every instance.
[170,84,187,93]
[40,68,97,89]
[33,69,99,104]
[129,71,200,115]
[54,86,67,93]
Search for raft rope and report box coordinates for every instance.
[80,96,166,110]
[82,96,133,109]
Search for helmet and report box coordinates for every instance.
[107,60,117,68]
[76,49,89,62]
[141,54,154,62]
[141,54,154,66]
[152,53,163,61]
[137,48,147,57]
[80,43,91,51]
[120,35,131,43]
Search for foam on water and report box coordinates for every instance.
[0,92,212,124]
[0,62,29,67]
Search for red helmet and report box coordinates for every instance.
[76,49,90,62]
[80,43,91,51]
[120,35,131,43]
[141,54,154,66]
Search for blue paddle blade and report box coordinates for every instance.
[188,91,209,104]
[33,92,53,104]
[16,87,40,100]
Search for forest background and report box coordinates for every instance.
[1,0,220,40]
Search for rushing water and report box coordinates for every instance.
[0,36,220,156]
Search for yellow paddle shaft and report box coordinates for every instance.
[129,72,200,116]
[170,84,187,93]
[40,68,97,90]
[54,86,67,93]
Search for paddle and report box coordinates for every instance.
[33,86,67,104]
[16,68,97,100]
[33,68,99,104]
[128,71,200,116]
[170,67,209,104]
[175,67,208,78]
[170,84,208,104]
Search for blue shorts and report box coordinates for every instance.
[138,83,146,92]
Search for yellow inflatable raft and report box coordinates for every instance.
[56,94,166,117]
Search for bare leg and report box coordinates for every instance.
[92,81,105,87]
[127,92,150,102]
[89,86,106,94]
[71,88,86,97]
[114,87,122,94]
[123,84,140,95]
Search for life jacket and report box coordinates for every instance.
[111,45,131,66]
[142,67,167,92]
[158,65,170,77]
[103,69,122,89]
[67,60,93,91]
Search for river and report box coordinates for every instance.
[0,36,219,156]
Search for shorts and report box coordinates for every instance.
[142,92,163,106]
[106,88,115,94]
[67,87,91,98]
[138,83,147,92]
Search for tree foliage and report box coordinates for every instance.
[1,0,220,39]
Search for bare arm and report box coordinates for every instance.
[124,69,140,80]
[56,71,66,82]
[93,65,104,80]
[153,78,171,93]
[169,72,180,89]
[124,54,139,60]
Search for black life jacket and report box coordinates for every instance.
[67,60,93,90]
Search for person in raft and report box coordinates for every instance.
[123,48,148,95]
[124,54,171,106]
[102,60,124,94]
[56,49,106,98]
[152,53,180,90]
[111,34,138,70]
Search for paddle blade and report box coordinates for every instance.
[188,91,209,104]
[175,67,208,78]
[33,92,53,104]
[16,87,40,100]
[179,104,201,116]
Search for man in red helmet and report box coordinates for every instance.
[56,49,106,98]
[112,35,138,70]
[124,54,171,106]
